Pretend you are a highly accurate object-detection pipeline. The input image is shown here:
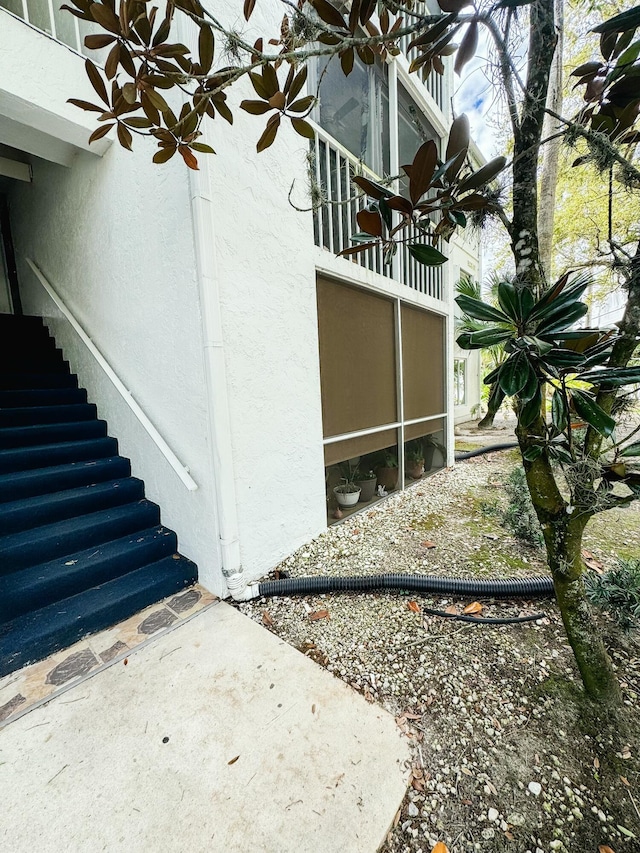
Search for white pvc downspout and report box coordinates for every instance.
[188,165,260,601]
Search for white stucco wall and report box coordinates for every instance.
[3,21,224,593]
[204,22,327,579]
[450,229,483,424]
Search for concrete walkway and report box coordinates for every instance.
[0,602,409,853]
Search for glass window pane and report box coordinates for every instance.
[398,84,439,194]
[314,55,389,176]
[53,2,79,49]
[26,0,52,34]
[1,0,25,19]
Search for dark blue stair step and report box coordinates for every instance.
[0,419,107,449]
[0,387,88,407]
[0,558,198,677]
[0,499,161,573]
[0,313,46,329]
[0,456,131,503]
[0,353,68,374]
[0,403,97,428]
[0,337,58,358]
[0,370,77,390]
[0,436,118,473]
[0,477,144,536]
[0,526,178,623]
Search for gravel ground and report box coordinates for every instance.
[235,449,640,853]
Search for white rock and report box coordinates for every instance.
[408,802,419,817]
[528,781,542,796]
[488,808,499,822]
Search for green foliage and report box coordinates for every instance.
[502,466,544,546]
[585,558,640,632]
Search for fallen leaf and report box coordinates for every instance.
[621,776,630,787]
[262,610,274,627]
[431,843,449,853]
[311,704,316,714]
[123,658,128,666]
[594,756,600,769]
[353,528,361,535]
[407,601,421,613]
[416,491,425,496]
[421,540,436,549]
[445,604,459,615]
[582,549,604,573]
[405,712,422,719]
[393,808,401,827]
[411,777,425,791]
[463,601,483,615]
[461,766,473,776]
[227,755,240,765]
[504,831,515,841]
[309,609,330,621]
[598,846,616,853]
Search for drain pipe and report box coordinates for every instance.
[186,128,254,600]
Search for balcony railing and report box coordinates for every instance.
[1,0,102,55]
[398,35,446,113]
[312,129,444,302]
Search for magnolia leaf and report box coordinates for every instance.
[407,601,421,613]
[152,146,176,163]
[445,114,470,164]
[88,123,114,144]
[431,842,450,853]
[592,6,640,34]
[456,156,507,192]
[407,244,447,266]
[240,100,272,115]
[580,366,640,387]
[256,113,281,152]
[523,444,543,461]
[291,118,315,139]
[337,242,377,256]
[499,352,531,396]
[310,0,348,29]
[497,281,520,322]
[409,139,438,204]
[520,387,542,427]
[551,389,568,432]
[85,58,109,105]
[357,208,383,237]
[352,176,393,200]
[458,327,512,349]
[454,21,478,75]
[620,442,640,457]
[456,294,510,323]
[463,601,483,615]
[571,390,616,437]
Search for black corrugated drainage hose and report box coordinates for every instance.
[258,573,554,599]
[454,441,519,461]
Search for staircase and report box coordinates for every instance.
[0,313,197,677]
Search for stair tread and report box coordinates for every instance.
[0,477,145,536]
[0,560,198,676]
[0,403,97,427]
[0,526,178,623]
[0,456,131,502]
[0,436,119,473]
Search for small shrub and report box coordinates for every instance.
[584,558,640,632]
[502,466,544,547]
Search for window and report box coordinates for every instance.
[454,359,467,406]
[313,54,390,176]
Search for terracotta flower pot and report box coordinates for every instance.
[376,466,399,491]
[406,460,425,480]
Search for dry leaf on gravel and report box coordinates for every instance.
[421,540,437,549]
[407,601,421,613]
[444,604,459,615]
[431,843,449,853]
[582,549,604,573]
[309,610,330,621]
[463,601,483,615]
[262,611,274,627]
[598,846,616,853]
[227,755,240,765]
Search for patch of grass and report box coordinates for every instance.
[454,440,480,452]
[410,512,446,531]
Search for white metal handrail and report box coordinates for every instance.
[311,127,444,301]
[26,258,198,492]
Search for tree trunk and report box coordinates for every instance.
[477,380,504,429]
[517,420,621,706]
[545,518,621,705]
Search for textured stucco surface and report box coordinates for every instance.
[8,130,223,593]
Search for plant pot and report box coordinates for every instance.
[333,485,361,507]
[406,460,425,480]
[355,477,377,502]
[376,466,399,491]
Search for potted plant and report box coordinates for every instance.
[333,477,361,507]
[405,440,425,479]
[423,435,446,470]
[354,467,377,502]
[376,450,399,491]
